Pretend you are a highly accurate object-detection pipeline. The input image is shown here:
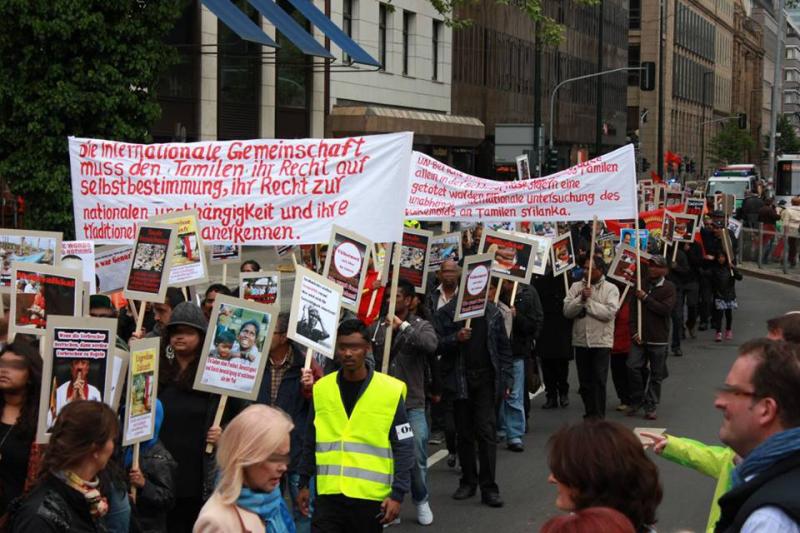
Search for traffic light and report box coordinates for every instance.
[642,158,650,172]
[738,113,747,129]
[546,149,559,173]
[640,62,656,91]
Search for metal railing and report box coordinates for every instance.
[738,223,796,275]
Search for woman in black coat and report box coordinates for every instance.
[532,269,574,409]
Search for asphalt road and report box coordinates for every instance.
[392,276,800,533]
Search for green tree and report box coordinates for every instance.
[707,120,757,167]
[777,114,800,155]
[0,1,184,236]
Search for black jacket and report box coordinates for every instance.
[256,344,312,472]
[9,474,106,533]
[135,441,177,533]
[532,274,573,360]
[629,277,676,345]
[710,264,742,302]
[508,285,544,359]
[715,450,800,532]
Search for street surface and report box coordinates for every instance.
[393,276,800,532]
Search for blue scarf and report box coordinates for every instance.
[236,486,296,533]
[732,426,800,487]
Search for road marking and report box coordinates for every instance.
[427,449,449,467]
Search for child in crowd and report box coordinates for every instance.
[710,251,742,342]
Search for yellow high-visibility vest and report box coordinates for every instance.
[313,371,407,501]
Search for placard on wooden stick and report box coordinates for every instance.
[428,232,462,272]
[550,233,576,277]
[239,271,281,308]
[398,228,433,294]
[9,263,82,340]
[123,223,178,303]
[149,210,208,287]
[481,228,538,283]
[122,338,160,446]
[287,266,343,361]
[322,225,372,312]
[454,253,493,322]
[0,229,63,293]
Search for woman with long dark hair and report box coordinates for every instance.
[0,337,43,523]
[10,400,118,532]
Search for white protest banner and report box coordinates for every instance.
[406,144,637,222]
[95,245,133,295]
[61,241,96,294]
[69,133,413,245]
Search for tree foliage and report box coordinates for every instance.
[707,120,757,167]
[0,1,184,236]
[776,114,800,155]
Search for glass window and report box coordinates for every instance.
[342,0,353,64]
[403,11,414,75]
[629,0,640,29]
[379,4,387,70]
[433,19,442,80]
[628,45,640,86]
[218,0,260,140]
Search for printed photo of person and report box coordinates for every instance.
[0,230,62,290]
[11,265,80,337]
[232,320,261,363]
[209,329,236,361]
[550,233,575,277]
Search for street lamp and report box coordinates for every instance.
[700,70,714,178]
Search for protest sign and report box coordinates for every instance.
[406,144,637,222]
[641,186,655,209]
[124,223,177,303]
[661,211,676,243]
[287,266,343,359]
[322,226,371,312]
[69,133,413,246]
[95,245,133,294]
[515,154,531,181]
[620,229,649,251]
[149,210,208,287]
[727,218,743,239]
[122,338,160,445]
[609,244,654,287]
[428,232,462,272]
[672,214,697,242]
[550,233,575,277]
[685,197,705,217]
[110,348,130,410]
[399,228,433,294]
[61,241,96,295]
[377,243,393,285]
[194,295,277,400]
[36,316,116,442]
[209,244,241,264]
[454,253,493,322]
[532,222,558,238]
[0,229,62,292]
[597,232,616,265]
[480,229,538,284]
[10,264,81,339]
[664,190,685,207]
[240,271,280,307]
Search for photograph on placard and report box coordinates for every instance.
[661,211,676,243]
[94,245,133,295]
[428,232,462,272]
[639,179,654,188]
[664,190,684,207]
[122,338,160,445]
[299,245,318,272]
[550,233,576,277]
[597,232,617,265]
[525,235,552,275]
[672,214,698,242]
[123,224,177,303]
[459,223,483,255]
[323,226,371,312]
[287,266,343,359]
[240,271,280,307]
[0,229,62,292]
[608,244,654,286]
[36,316,116,442]
[399,228,433,294]
[195,295,277,399]
[642,186,655,206]
[727,218,743,239]
[61,241,96,295]
[209,244,241,264]
[515,154,531,181]
[685,198,705,217]
[532,222,558,238]
[482,229,537,283]
[454,254,493,322]
[620,228,649,251]
[149,210,208,286]
[10,264,81,338]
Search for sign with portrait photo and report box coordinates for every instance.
[664,190,685,207]
[498,229,551,277]
[194,295,278,400]
[479,229,537,283]
[399,228,433,294]
[550,233,576,277]
[209,244,241,264]
[287,266,343,359]
[36,316,117,442]
[620,228,649,251]
[122,338,160,445]
[671,214,698,242]
[149,210,208,287]
[515,154,531,181]
[608,244,654,287]
[124,223,178,302]
[454,253,493,322]
[685,198,705,217]
[661,211,677,243]
[240,271,280,307]
[428,232,462,272]
[322,225,371,312]
[10,264,81,339]
[0,229,62,292]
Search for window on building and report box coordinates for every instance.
[403,11,414,75]
[343,0,353,64]
[629,0,640,29]
[218,0,260,140]
[628,45,640,86]
[432,19,442,80]
[378,4,387,70]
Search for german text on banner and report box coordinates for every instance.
[406,144,637,222]
[69,133,414,245]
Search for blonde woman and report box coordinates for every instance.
[194,405,295,533]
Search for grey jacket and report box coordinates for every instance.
[563,277,620,349]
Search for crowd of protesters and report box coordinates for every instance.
[0,213,799,533]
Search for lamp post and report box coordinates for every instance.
[700,70,714,178]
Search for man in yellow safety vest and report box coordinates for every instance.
[296,319,415,532]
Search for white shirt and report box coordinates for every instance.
[742,506,800,533]
[436,284,457,310]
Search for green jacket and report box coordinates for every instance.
[661,435,737,533]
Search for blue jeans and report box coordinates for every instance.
[497,358,526,444]
[287,472,315,533]
[407,408,430,504]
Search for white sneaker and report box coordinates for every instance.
[416,501,434,526]
[382,517,401,528]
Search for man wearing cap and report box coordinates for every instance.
[563,255,620,419]
[627,255,676,420]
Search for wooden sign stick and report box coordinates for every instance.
[181,287,189,301]
[135,301,146,336]
[222,263,228,286]
[205,394,228,454]
[587,216,598,289]
[563,271,569,293]
[494,278,503,304]
[303,347,314,371]
[128,299,139,325]
[672,241,679,262]
[634,216,643,339]
[619,284,630,304]
[510,281,519,305]
[381,242,403,375]
[130,442,141,500]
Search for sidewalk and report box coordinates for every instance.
[739,261,800,288]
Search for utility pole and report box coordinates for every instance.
[533,22,543,176]
[595,0,605,157]
[768,0,786,182]
[657,0,666,179]
[700,70,713,177]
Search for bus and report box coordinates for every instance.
[775,155,800,204]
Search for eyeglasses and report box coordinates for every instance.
[716,384,760,399]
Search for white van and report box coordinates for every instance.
[706,165,761,208]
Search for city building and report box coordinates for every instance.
[784,19,800,131]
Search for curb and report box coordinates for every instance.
[739,266,800,289]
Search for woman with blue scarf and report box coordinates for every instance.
[194,405,296,533]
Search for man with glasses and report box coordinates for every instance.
[296,319,414,532]
[714,338,800,532]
